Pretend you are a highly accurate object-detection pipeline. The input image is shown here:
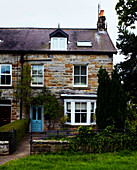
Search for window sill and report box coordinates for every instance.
[73,85,88,87]
[50,49,67,51]
[72,86,90,90]
[31,86,44,89]
[31,85,44,87]
[65,122,96,126]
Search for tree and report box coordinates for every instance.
[96,67,111,129]
[116,0,137,29]
[115,0,137,104]
[96,67,127,129]
[110,66,127,128]
[15,63,32,116]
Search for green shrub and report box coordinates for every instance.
[70,126,137,153]
[0,118,29,144]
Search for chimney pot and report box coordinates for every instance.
[99,10,104,17]
[97,10,106,31]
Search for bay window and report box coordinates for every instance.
[75,102,87,123]
[65,99,96,125]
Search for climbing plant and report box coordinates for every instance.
[15,63,32,115]
[32,87,63,129]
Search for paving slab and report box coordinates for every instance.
[0,133,30,166]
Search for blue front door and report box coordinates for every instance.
[31,106,43,132]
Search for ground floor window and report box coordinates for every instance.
[0,100,11,127]
[64,99,96,125]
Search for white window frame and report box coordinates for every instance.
[77,41,92,47]
[73,65,88,87]
[51,37,67,50]
[0,64,12,86]
[31,65,44,87]
[64,99,96,125]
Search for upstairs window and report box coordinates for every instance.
[51,37,67,50]
[0,64,12,86]
[73,65,88,87]
[31,65,44,87]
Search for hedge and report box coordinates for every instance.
[0,118,29,144]
[70,126,137,153]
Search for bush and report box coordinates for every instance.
[0,118,29,144]
[70,126,137,153]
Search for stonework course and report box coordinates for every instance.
[31,140,69,155]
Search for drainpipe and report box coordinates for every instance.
[20,54,24,119]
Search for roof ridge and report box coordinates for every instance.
[0,27,98,30]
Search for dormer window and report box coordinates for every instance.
[50,28,68,51]
[51,37,67,50]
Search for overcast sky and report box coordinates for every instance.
[0,0,132,65]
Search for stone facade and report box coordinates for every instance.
[0,25,116,130]
[0,54,21,122]
[0,53,113,129]
[27,54,113,95]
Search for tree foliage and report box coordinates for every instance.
[110,66,127,129]
[116,0,137,29]
[96,67,127,129]
[96,67,111,129]
[115,0,137,104]
[15,63,32,114]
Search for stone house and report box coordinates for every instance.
[0,11,116,131]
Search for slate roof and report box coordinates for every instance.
[0,28,117,54]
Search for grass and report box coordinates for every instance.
[0,150,137,170]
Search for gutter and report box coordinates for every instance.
[20,54,24,119]
[0,50,117,55]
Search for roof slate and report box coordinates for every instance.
[0,28,117,53]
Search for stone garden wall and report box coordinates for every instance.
[0,141,9,155]
[31,140,69,155]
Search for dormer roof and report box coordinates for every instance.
[49,28,68,38]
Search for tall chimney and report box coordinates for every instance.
[97,10,106,31]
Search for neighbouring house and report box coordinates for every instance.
[0,10,116,131]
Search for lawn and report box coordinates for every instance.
[0,150,137,170]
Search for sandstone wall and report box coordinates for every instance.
[0,53,113,124]
[27,54,113,96]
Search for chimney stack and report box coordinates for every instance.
[97,10,106,31]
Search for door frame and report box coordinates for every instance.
[30,105,43,132]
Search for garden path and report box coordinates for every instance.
[0,133,30,166]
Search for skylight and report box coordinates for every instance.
[77,41,92,47]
